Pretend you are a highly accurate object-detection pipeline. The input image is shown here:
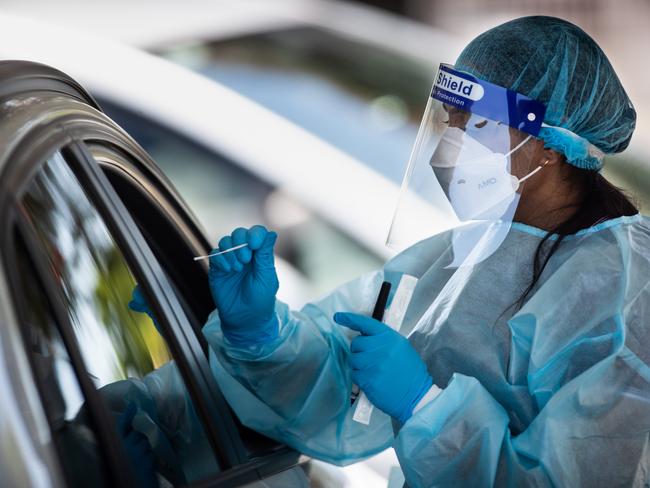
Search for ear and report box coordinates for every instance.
[542,147,565,166]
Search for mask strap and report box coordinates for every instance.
[519,159,550,184]
[505,135,532,157]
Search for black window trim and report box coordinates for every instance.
[64,141,247,469]
[87,141,215,353]
[87,140,209,260]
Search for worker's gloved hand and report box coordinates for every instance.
[334,312,433,424]
[117,403,158,488]
[128,285,163,336]
[209,225,279,346]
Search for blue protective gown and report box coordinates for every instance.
[204,214,650,487]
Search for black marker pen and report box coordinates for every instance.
[351,281,392,404]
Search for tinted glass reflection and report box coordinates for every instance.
[21,151,220,484]
[14,231,109,488]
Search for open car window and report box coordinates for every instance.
[97,98,382,300]
[90,140,291,460]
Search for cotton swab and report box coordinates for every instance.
[193,243,249,261]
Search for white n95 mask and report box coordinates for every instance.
[430,127,535,221]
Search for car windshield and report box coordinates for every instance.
[156,26,434,183]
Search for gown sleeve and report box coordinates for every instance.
[203,270,396,465]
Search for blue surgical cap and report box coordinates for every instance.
[455,16,636,171]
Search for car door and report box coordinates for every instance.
[0,60,306,487]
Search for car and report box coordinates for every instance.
[0,59,310,487]
[0,10,434,310]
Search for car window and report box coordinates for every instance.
[11,229,111,488]
[156,26,433,183]
[91,141,296,460]
[18,150,221,485]
[99,99,382,298]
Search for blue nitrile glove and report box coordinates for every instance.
[334,312,433,424]
[128,285,163,336]
[117,403,158,488]
[208,225,279,346]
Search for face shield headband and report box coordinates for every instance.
[431,63,547,143]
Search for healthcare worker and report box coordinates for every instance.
[201,16,650,487]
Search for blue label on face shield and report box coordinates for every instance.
[431,64,546,137]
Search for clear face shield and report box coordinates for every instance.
[387,64,548,267]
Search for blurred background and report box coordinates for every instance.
[1,0,647,486]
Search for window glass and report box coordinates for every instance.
[157,26,433,183]
[20,151,220,485]
[99,100,382,299]
[13,231,109,488]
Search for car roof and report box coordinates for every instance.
[0,0,464,63]
[0,13,455,258]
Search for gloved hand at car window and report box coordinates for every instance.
[208,225,280,347]
[117,403,159,488]
[128,284,163,336]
